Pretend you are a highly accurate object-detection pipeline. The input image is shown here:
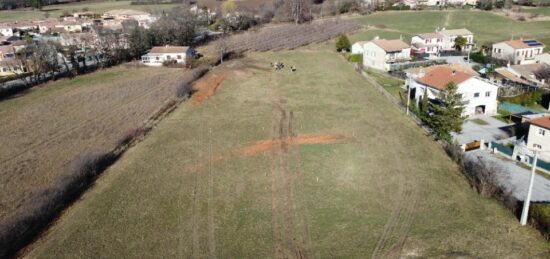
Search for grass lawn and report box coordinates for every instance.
[0,1,181,21]
[471,118,489,125]
[364,68,405,99]
[352,10,550,50]
[520,6,550,17]
[25,43,550,258]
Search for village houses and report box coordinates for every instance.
[141,46,196,67]
[408,66,498,117]
[492,39,545,65]
[411,28,474,56]
[362,37,411,71]
[526,117,550,161]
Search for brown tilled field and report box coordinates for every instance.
[0,65,189,221]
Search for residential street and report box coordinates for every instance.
[468,149,550,202]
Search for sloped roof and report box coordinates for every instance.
[417,32,442,39]
[371,39,409,52]
[406,64,478,77]
[510,63,550,79]
[416,66,473,90]
[502,39,545,49]
[0,45,15,54]
[529,116,550,130]
[148,46,190,54]
[494,67,531,85]
[438,28,473,36]
[104,9,150,16]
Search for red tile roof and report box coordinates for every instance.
[416,66,473,90]
[530,116,550,130]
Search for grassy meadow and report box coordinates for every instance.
[25,43,550,258]
[351,9,550,51]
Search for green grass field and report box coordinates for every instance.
[351,9,550,51]
[25,43,549,258]
[0,1,181,21]
[521,6,550,16]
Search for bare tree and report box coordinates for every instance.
[216,36,229,64]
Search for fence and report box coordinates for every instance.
[491,141,550,173]
[491,141,514,157]
[388,59,446,72]
[528,155,550,172]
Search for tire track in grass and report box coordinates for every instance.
[191,124,202,258]
[371,135,419,259]
[207,127,216,258]
[270,104,284,259]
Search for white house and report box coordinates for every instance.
[493,63,549,87]
[0,26,13,37]
[411,32,443,56]
[527,116,550,161]
[535,53,550,65]
[351,41,368,55]
[492,39,545,65]
[362,38,411,71]
[409,66,498,117]
[141,46,196,67]
[437,28,474,52]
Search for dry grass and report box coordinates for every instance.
[25,45,550,258]
[0,65,189,222]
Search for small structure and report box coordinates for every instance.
[408,66,499,117]
[492,39,545,65]
[527,116,550,161]
[0,59,27,77]
[362,37,411,71]
[493,63,549,88]
[141,45,196,67]
[437,28,474,52]
[351,41,368,55]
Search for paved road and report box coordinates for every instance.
[454,115,513,144]
[467,149,550,202]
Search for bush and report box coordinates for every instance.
[347,54,362,63]
[470,51,488,64]
[501,90,543,106]
[118,126,152,146]
[176,82,194,98]
[0,151,117,258]
[530,203,550,240]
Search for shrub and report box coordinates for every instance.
[176,82,194,98]
[501,90,543,106]
[530,203,550,240]
[118,126,152,146]
[0,151,117,258]
[347,54,362,63]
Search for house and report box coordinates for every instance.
[55,21,83,33]
[409,66,498,117]
[492,39,545,65]
[535,52,550,65]
[437,28,474,52]
[493,63,549,87]
[0,26,13,36]
[0,59,27,77]
[0,45,15,60]
[405,63,478,80]
[527,116,550,161]
[351,41,368,54]
[362,37,411,71]
[411,32,443,56]
[141,46,196,67]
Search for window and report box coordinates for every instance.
[166,55,171,60]
[539,128,545,136]
[474,92,480,98]
[177,55,182,60]
[485,91,490,97]
[534,144,542,149]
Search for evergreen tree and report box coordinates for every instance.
[428,82,466,142]
[335,34,351,52]
[454,36,467,52]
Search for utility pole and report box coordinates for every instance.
[520,151,538,226]
[406,80,411,116]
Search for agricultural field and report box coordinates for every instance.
[25,43,549,258]
[521,6,550,17]
[352,9,550,50]
[0,0,180,21]
[0,65,188,222]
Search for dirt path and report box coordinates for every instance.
[191,73,226,106]
[443,11,452,27]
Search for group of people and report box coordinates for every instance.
[271,61,297,72]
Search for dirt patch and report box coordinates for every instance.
[191,73,227,106]
[190,134,349,173]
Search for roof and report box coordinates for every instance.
[405,64,478,77]
[148,46,190,54]
[0,59,22,66]
[438,28,473,36]
[529,116,550,130]
[417,32,442,39]
[371,39,409,52]
[0,45,15,53]
[510,63,550,79]
[501,39,545,49]
[494,67,531,85]
[416,66,473,90]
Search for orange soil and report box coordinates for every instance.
[190,134,348,172]
[191,73,227,106]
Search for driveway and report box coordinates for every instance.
[453,115,514,144]
[467,149,550,202]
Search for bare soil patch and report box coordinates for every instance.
[191,73,227,106]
